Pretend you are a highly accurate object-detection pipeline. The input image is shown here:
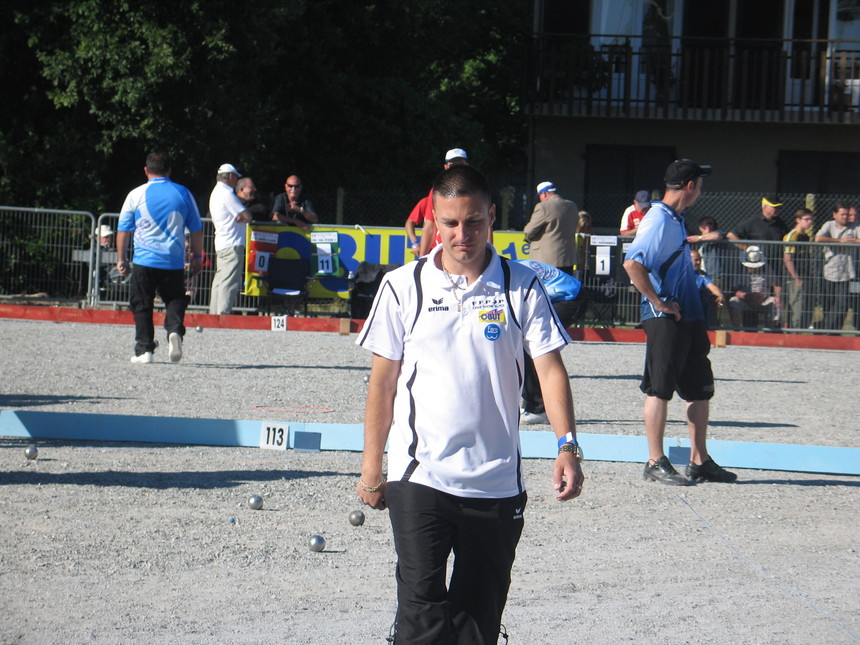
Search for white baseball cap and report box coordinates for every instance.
[217,163,242,177]
[536,181,557,195]
[444,148,468,162]
[98,224,113,237]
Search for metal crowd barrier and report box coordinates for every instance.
[577,236,859,334]
[94,214,261,313]
[0,206,96,305]
[1,205,857,334]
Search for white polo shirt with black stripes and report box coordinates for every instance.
[356,244,570,499]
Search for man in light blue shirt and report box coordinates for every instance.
[624,159,736,485]
[117,152,203,364]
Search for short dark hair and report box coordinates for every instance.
[834,200,850,212]
[795,207,813,218]
[697,215,718,230]
[432,164,492,205]
[146,152,171,175]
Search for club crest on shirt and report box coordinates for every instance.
[477,309,505,323]
[484,323,501,341]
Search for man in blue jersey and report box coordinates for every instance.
[116,152,204,364]
[623,159,737,485]
[516,259,587,424]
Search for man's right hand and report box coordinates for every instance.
[357,475,387,510]
[116,259,130,276]
[652,298,681,321]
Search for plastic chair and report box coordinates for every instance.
[261,258,313,316]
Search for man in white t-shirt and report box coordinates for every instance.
[356,164,584,644]
[208,163,252,314]
[814,201,860,331]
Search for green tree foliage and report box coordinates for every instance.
[1,0,531,223]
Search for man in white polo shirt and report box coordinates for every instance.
[208,163,252,314]
[356,165,584,644]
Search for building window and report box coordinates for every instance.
[584,144,675,227]
[542,0,590,35]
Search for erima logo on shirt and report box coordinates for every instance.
[513,506,523,520]
[478,309,505,323]
[428,297,449,312]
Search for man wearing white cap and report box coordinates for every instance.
[98,224,115,249]
[208,163,252,315]
[406,148,470,257]
[524,181,579,274]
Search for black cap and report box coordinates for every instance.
[664,159,712,188]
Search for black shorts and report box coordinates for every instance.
[640,317,714,401]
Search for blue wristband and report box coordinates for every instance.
[557,432,578,449]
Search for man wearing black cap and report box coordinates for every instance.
[623,159,737,485]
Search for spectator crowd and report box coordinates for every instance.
[107,151,860,336]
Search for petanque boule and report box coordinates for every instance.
[349,510,365,526]
[196,326,203,333]
[24,445,38,460]
[308,535,326,552]
[362,374,370,384]
[247,495,264,510]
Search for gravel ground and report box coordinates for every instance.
[0,319,858,644]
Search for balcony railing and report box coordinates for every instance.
[527,34,860,124]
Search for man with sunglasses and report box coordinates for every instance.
[272,175,318,232]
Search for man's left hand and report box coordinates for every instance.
[553,452,584,501]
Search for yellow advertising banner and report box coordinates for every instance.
[244,223,533,298]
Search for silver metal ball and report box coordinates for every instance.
[248,495,264,510]
[196,326,203,332]
[363,374,370,384]
[309,535,326,552]
[24,445,38,460]
[349,510,365,526]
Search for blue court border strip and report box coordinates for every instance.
[1,410,858,476]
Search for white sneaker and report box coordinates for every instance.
[130,352,153,364]
[168,332,183,363]
[520,411,549,425]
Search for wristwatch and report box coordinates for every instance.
[558,443,584,462]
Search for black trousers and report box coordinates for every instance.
[129,265,187,356]
[385,482,526,645]
[522,297,586,414]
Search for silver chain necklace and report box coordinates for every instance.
[440,253,465,312]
